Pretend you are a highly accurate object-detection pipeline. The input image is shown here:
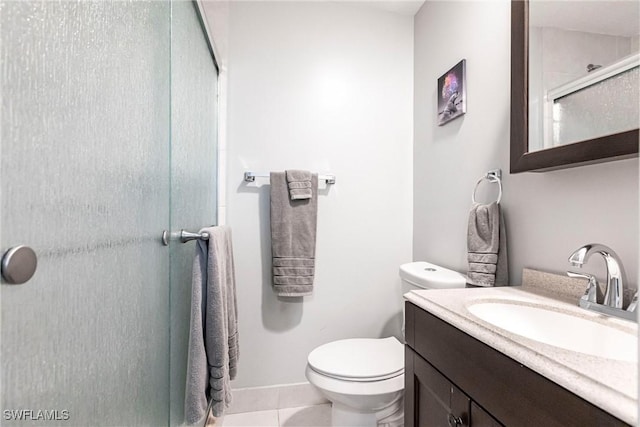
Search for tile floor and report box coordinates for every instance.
[221,403,331,427]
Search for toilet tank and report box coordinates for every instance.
[399,262,466,294]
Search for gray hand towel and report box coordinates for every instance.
[286,169,312,200]
[270,171,318,296]
[185,226,239,423]
[466,202,508,286]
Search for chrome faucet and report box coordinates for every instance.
[567,243,636,322]
[568,243,624,308]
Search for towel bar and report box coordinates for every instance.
[472,169,502,204]
[244,171,336,185]
[161,229,210,246]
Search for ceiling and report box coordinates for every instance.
[360,0,425,16]
[202,0,426,16]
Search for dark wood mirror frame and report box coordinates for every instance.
[510,0,639,173]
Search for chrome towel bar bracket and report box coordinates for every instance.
[244,171,336,185]
[162,229,210,246]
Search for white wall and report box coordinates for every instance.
[534,26,633,91]
[413,0,638,290]
[226,1,414,388]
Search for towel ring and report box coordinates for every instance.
[472,170,502,204]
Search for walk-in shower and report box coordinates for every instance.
[0,1,218,425]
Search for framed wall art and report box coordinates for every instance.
[438,59,466,126]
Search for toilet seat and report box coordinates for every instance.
[308,337,404,382]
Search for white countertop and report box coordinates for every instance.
[405,285,638,425]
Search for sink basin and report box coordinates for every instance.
[467,301,637,363]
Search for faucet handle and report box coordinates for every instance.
[567,271,598,304]
[567,271,594,280]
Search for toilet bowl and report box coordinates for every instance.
[305,262,466,427]
[305,337,405,427]
[305,262,467,427]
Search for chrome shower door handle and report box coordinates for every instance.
[2,245,38,284]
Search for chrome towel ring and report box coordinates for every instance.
[472,169,502,204]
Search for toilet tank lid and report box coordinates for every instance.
[399,262,466,289]
[307,337,403,381]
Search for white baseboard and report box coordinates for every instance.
[226,382,329,415]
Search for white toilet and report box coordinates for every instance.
[306,262,467,426]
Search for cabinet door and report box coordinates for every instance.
[406,346,470,427]
[471,402,503,427]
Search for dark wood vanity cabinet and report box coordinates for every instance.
[404,302,628,427]
[406,344,501,427]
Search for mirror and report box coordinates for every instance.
[511,0,639,173]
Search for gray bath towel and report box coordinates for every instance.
[270,171,318,296]
[185,226,239,423]
[466,202,508,286]
[286,169,312,200]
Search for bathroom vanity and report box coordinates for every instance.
[403,274,637,427]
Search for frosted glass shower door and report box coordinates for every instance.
[169,2,219,425]
[1,1,171,426]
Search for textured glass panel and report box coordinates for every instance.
[169,2,218,425]
[553,67,639,146]
[1,1,171,426]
